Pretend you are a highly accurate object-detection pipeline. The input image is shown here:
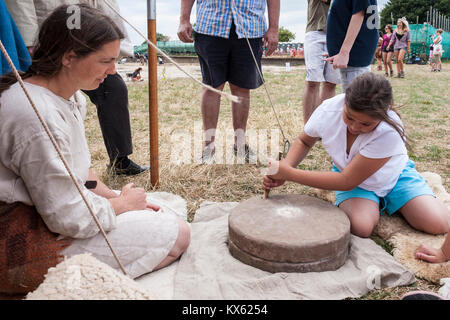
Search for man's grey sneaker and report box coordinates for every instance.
[233,144,257,164]
[198,144,216,164]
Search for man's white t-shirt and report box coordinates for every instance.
[304,94,408,197]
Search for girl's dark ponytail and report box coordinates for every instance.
[345,72,412,151]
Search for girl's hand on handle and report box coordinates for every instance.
[262,175,285,190]
[262,159,289,191]
[267,159,293,180]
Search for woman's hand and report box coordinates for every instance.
[146,202,161,212]
[109,183,160,215]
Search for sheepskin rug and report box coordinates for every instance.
[373,172,450,284]
[26,253,156,300]
[312,171,449,284]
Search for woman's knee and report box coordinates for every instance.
[172,219,190,256]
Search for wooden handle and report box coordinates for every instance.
[264,189,270,199]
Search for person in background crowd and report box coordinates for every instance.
[430,29,444,72]
[325,0,379,91]
[302,0,340,124]
[131,67,143,82]
[177,0,280,164]
[381,24,394,77]
[387,17,411,78]
[375,30,383,71]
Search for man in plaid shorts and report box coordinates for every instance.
[178,0,280,164]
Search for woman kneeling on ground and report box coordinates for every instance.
[0,4,190,295]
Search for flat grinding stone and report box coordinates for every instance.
[228,194,351,273]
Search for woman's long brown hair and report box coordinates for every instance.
[0,3,124,97]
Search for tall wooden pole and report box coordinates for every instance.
[148,0,159,187]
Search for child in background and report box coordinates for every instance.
[263,72,449,238]
[375,31,383,71]
[429,43,434,69]
[131,67,143,82]
[431,29,444,72]
[381,24,394,77]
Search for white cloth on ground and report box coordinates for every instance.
[137,201,415,300]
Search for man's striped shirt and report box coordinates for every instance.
[195,0,267,39]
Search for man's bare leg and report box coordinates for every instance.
[319,81,337,105]
[201,83,226,148]
[229,83,250,147]
[302,81,320,124]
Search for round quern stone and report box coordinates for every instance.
[228,194,351,273]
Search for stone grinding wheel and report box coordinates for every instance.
[228,194,351,273]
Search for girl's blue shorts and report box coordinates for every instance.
[333,160,435,215]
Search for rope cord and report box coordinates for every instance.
[0,40,128,277]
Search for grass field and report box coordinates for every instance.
[84,62,449,300]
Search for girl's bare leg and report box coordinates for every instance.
[338,198,380,238]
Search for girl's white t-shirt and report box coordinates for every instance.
[304,94,408,197]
